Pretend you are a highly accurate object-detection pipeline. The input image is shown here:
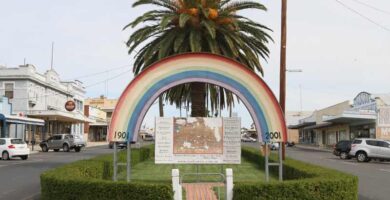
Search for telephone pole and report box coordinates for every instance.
[280,0,287,160]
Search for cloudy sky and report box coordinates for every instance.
[1,0,389,127]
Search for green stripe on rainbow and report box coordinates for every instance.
[109,53,287,143]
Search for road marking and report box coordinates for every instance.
[379,169,390,173]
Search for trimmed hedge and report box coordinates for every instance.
[40,145,173,200]
[233,147,358,200]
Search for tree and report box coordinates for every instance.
[125,0,272,117]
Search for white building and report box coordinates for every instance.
[0,64,92,142]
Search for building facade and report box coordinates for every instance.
[0,64,91,142]
[290,92,389,147]
[84,105,108,142]
[85,96,117,123]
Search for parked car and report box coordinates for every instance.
[241,136,256,142]
[142,134,154,141]
[286,141,295,147]
[270,142,279,150]
[0,138,29,160]
[40,134,85,152]
[333,140,352,159]
[108,141,135,149]
[73,135,87,150]
[349,138,390,162]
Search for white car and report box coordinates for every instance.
[0,138,30,160]
[270,142,280,150]
[241,136,257,142]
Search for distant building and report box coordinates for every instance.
[290,92,390,147]
[84,105,108,142]
[85,95,117,123]
[0,96,44,140]
[285,111,313,143]
[0,64,92,142]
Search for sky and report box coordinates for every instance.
[0,0,389,128]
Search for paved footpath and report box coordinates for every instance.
[182,183,224,200]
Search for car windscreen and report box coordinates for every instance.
[11,139,25,144]
[353,140,362,144]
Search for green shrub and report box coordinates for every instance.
[233,147,358,200]
[41,145,173,200]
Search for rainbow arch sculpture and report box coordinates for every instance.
[108,53,286,143]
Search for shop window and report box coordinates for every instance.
[4,83,14,99]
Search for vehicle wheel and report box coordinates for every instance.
[21,155,28,160]
[53,149,59,152]
[340,152,348,160]
[63,144,70,152]
[75,147,81,152]
[356,152,367,162]
[2,151,10,160]
[41,145,49,152]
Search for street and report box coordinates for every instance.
[241,142,390,200]
[286,147,390,200]
[1,144,389,199]
[0,145,111,200]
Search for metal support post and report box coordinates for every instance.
[113,142,117,181]
[278,142,283,181]
[265,142,269,182]
[127,140,131,182]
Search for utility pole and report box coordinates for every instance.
[279,0,287,160]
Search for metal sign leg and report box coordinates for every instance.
[127,140,131,182]
[113,142,117,181]
[265,142,269,182]
[279,142,283,182]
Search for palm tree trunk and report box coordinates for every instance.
[190,82,206,117]
[159,96,164,117]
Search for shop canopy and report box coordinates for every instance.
[0,114,45,126]
[27,110,95,123]
[323,112,377,124]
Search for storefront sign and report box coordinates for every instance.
[65,100,76,112]
[155,117,241,164]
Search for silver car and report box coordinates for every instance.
[349,138,390,162]
[40,134,85,152]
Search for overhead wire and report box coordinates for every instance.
[334,0,390,32]
[350,0,390,16]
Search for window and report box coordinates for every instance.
[53,135,62,140]
[11,139,25,144]
[0,139,5,145]
[366,140,378,146]
[64,135,73,140]
[353,140,362,144]
[378,141,390,148]
[4,83,14,99]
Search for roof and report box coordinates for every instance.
[373,93,390,106]
[0,114,45,126]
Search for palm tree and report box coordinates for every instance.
[125,0,272,117]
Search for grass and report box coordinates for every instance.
[213,186,225,200]
[120,149,275,183]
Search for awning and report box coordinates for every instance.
[288,122,316,129]
[89,121,108,127]
[27,110,95,123]
[0,114,45,126]
[303,122,333,130]
[323,113,377,124]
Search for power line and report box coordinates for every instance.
[63,65,132,81]
[351,0,390,16]
[334,0,390,32]
[84,69,132,88]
